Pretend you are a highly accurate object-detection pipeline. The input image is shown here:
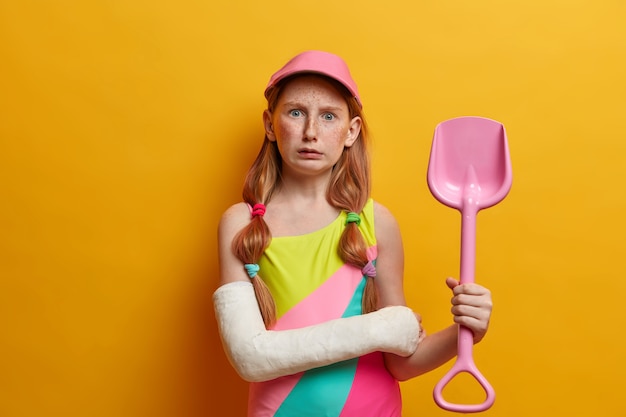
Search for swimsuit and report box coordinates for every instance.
[248,199,402,417]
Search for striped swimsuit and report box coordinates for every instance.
[248,199,402,417]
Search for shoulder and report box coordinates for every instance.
[220,202,251,221]
[218,202,252,284]
[371,201,407,306]
[373,201,404,255]
[218,202,251,242]
[373,201,401,237]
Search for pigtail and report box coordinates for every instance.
[339,219,379,314]
[231,139,282,328]
[231,207,276,327]
[328,98,378,314]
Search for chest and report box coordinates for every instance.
[264,207,341,237]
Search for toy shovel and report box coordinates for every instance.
[427,116,512,413]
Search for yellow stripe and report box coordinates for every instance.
[259,199,375,317]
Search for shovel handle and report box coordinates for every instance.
[433,326,496,413]
[433,201,495,412]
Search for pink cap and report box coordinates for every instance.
[264,50,362,108]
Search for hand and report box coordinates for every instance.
[446,277,492,343]
[415,312,426,343]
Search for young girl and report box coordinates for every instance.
[214,50,493,417]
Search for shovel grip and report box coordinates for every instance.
[433,326,495,413]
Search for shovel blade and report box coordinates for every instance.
[427,116,512,211]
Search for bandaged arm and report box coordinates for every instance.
[213,281,420,382]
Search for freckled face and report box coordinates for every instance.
[264,75,361,178]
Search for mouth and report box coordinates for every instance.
[298,148,321,156]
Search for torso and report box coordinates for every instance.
[247,199,403,417]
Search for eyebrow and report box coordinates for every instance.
[280,101,346,112]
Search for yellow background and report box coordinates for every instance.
[1,0,624,415]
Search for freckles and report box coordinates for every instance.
[276,126,293,139]
[334,126,349,138]
[275,116,299,136]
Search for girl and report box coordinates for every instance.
[214,50,493,417]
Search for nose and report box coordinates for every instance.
[303,117,317,141]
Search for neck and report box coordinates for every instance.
[264,173,341,237]
[276,170,332,202]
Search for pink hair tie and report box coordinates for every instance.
[251,203,266,217]
[362,260,376,278]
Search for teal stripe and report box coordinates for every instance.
[275,278,366,416]
[342,276,365,318]
[274,359,358,417]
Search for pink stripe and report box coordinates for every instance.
[367,246,377,264]
[273,246,377,331]
[248,374,302,417]
[272,264,359,330]
[250,246,378,415]
[339,353,402,417]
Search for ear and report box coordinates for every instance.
[344,116,362,148]
[263,110,276,141]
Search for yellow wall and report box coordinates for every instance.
[1,1,624,415]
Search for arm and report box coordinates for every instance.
[214,203,420,382]
[373,202,493,381]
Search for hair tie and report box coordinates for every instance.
[252,203,265,217]
[251,203,266,218]
[244,263,260,279]
[362,260,376,278]
[345,212,361,226]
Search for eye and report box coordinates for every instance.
[322,113,335,121]
[289,109,303,117]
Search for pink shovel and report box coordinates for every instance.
[427,116,512,413]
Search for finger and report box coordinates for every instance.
[451,305,490,325]
[418,326,427,343]
[451,304,491,320]
[451,291,493,305]
[452,315,489,342]
[453,313,488,327]
[414,312,423,324]
[452,283,492,297]
[445,277,459,291]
